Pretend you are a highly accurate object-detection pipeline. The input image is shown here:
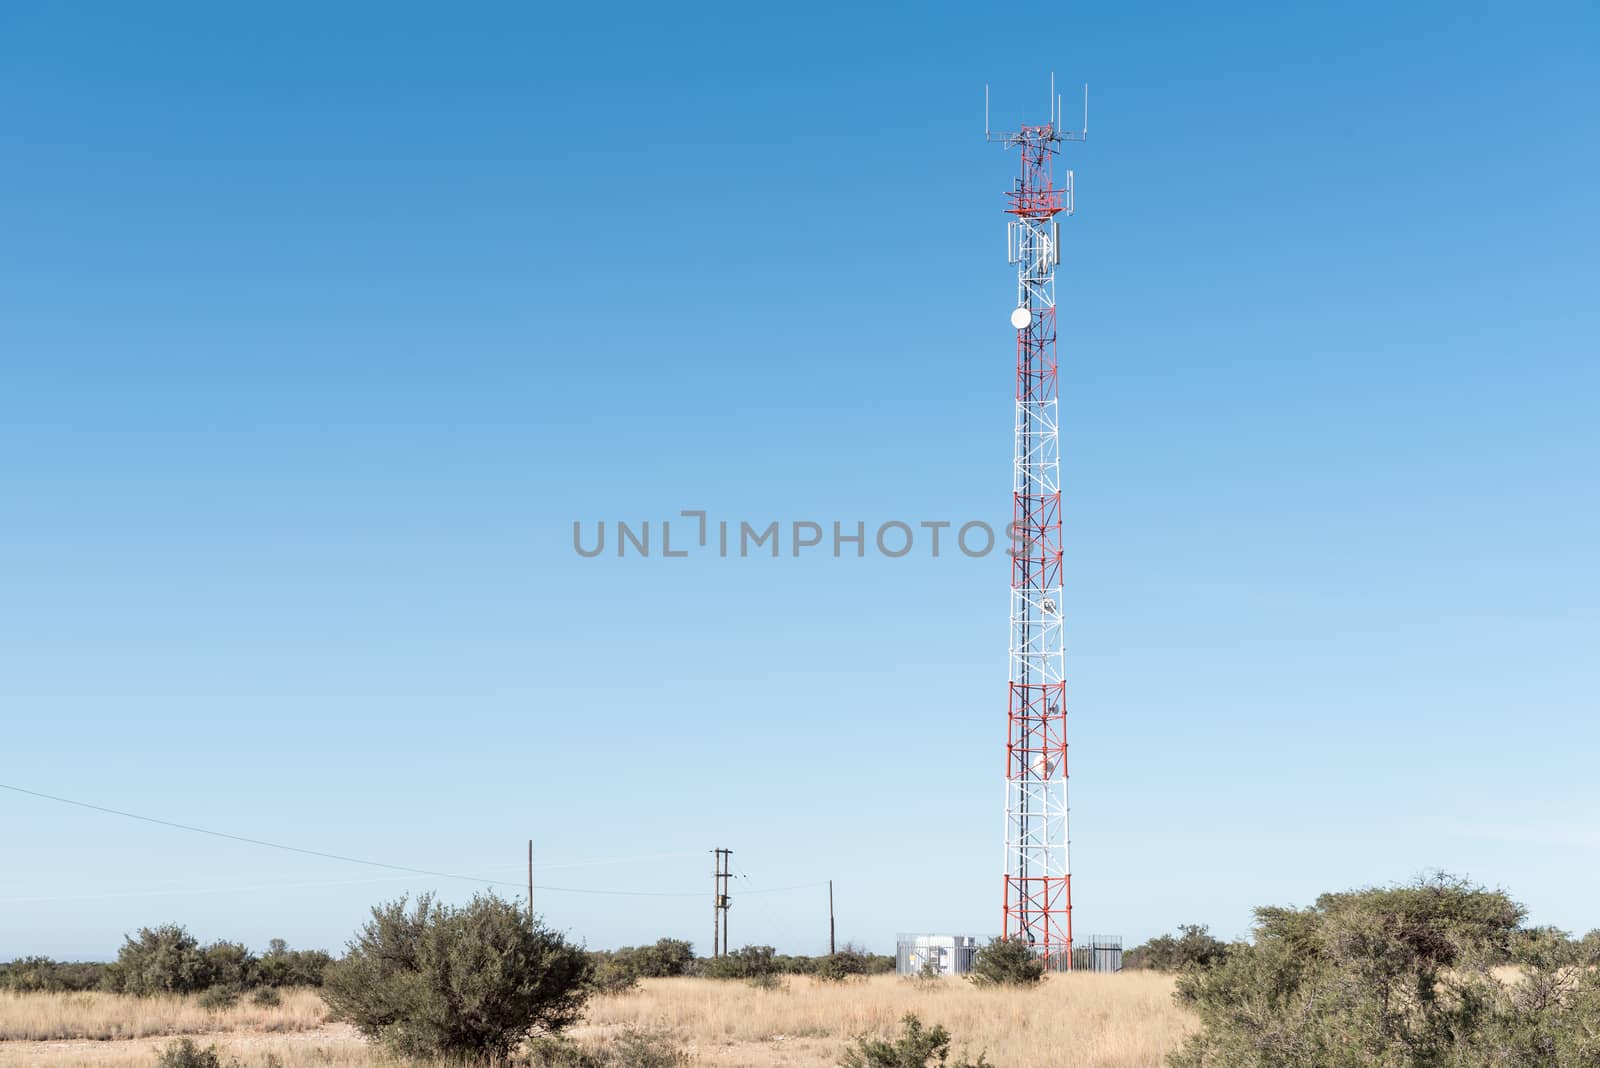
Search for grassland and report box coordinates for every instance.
[0,973,1191,1067]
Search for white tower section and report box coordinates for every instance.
[990,80,1084,964]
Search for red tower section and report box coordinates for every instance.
[989,86,1083,968]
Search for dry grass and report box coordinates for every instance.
[0,987,328,1043]
[0,1027,394,1067]
[582,973,1191,1067]
[0,973,1193,1068]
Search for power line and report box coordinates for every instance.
[0,874,414,905]
[0,782,825,900]
[744,881,830,895]
[458,851,708,873]
[0,781,520,889]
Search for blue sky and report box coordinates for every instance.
[2,1,1597,960]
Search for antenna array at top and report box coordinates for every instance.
[984,74,1089,145]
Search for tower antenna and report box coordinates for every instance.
[985,79,1086,970]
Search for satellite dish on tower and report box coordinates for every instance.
[1010,307,1032,330]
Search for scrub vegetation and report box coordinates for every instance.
[3,874,1596,1067]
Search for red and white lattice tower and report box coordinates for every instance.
[987,78,1085,969]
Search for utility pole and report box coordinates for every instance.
[527,840,534,923]
[829,880,836,955]
[711,848,732,957]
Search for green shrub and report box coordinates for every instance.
[753,950,895,976]
[603,1030,691,1068]
[814,945,872,983]
[154,1038,234,1068]
[198,986,239,1011]
[523,1029,688,1067]
[110,926,272,997]
[257,940,333,988]
[0,956,53,992]
[700,944,777,980]
[1169,872,1584,1068]
[968,937,1043,988]
[621,938,695,979]
[250,986,282,1007]
[841,1014,990,1068]
[905,958,946,990]
[201,942,256,989]
[322,892,592,1064]
[9,937,319,999]
[116,925,213,996]
[864,952,898,975]
[1123,925,1230,972]
[746,970,788,991]
[1,956,112,993]
[586,953,639,996]
[770,952,815,975]
[1479,927,1600,1066]
[585,937,696,996]
[524,1037,603,1068]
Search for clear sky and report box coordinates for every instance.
[2,1,1597,961]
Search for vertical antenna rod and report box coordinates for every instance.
[986,79,1086,971]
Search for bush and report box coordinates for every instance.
[322,892,593,1065]
[115,925,213,996]
[524,1029,689,1067]
[968,937,1043,987]
[154,1038,235,1068]
[1483,926,1600,1066]
[603,1030,691,1067]
[620,938,695,979]
[250,986,282,1007]
[257,940,333,988]
[201,942,256,990]
[585,953,639,996]
[842,1014,990,1068]
[0,956,55,992]
[1169,872,1594,1068]
[746,970,788,991]
[197,985,239,1011]
[0,956,112,993]
[8,936,323,998]
[700,944,778,980]
[813,945,872,983]
[906,958,946,990]
[770,952,814,975]
[110,926,277,996]
[863,952,898,975]
[585,937,696,995]
[1123,925,1230,972]
[751,950,895,977]
[523,1037,597,1068]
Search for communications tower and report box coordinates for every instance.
[987,78,1085,968]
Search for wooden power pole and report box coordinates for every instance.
[829,879,836,955]
[711,848,733,957]
[527,840,534,922]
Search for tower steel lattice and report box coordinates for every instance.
[988,79,1085,969]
